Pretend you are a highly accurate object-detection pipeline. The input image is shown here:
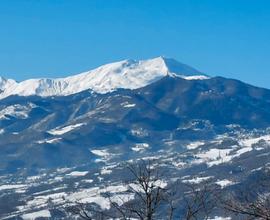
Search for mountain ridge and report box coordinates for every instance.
[0,57,208,99]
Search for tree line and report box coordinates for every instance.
[63,160,270,220]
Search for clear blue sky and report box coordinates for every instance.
[0,0,270,88]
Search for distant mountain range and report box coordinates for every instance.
[1,57,270,219]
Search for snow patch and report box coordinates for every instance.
[48,123,85,135]
[0,184,27,191]
[123,103,136,108]
[171,73,209,80]
[196,148,234,167]
[91,149,110,157]
[130,128,149,137]
[182,176,212,184]
[131,143,149,152]
[22,210,51,220]
[90,149,113,162]
[36,138,62,144]
[100,167,113,175]
[67,171,88,177]
[216,179,234,188]
[186,141,204,150]
[209,217,231,220]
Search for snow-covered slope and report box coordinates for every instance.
[0,76,17,92]
[0,57,208,99]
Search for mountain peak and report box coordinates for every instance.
[160,57,204,76]
[0,57,209,99]
[0,76,17,92]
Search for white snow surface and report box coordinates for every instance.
[215,179,234,188]
[0,76,17,91]
[67,171,88,177]
[240,134,270,147]
[123,103,136,108]
[182,176,212,184]
[186,141,205,150]
[0,184,27,191]
[209,217,231,220]
[196,148,233,166]
[0,57,208,99]
[131,143,150,152]
[48,123,85,135]
[22,209,51,220]
[91,149,110,157]
[36,137,62,144]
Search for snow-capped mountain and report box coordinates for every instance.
[2,57,270,219]
[0,57,208,99]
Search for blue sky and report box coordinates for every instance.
[0,0,270,88]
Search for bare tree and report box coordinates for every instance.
[63,199,112,220]
[110,159,169,220]
[65,202,96,220]
[109,160,218,220]
[224,192,270,219]
[64,160,218,220]
[183,182,219,220]
[224,168,270,220]
[64,160,168,220]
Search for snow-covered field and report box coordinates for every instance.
[1,129,270,219]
